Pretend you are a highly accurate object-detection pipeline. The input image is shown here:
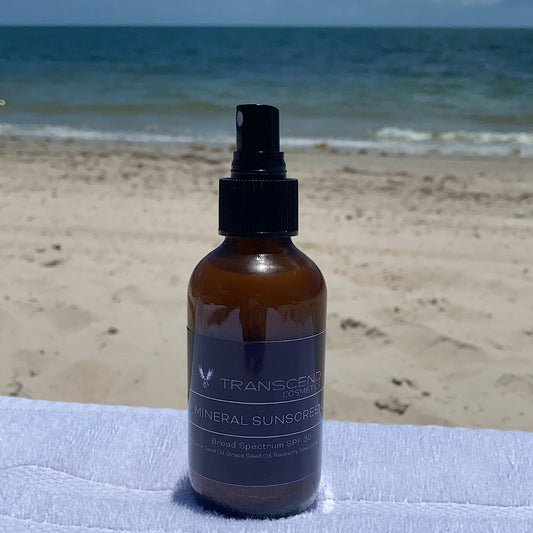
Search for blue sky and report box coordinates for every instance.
[1,0,532,27]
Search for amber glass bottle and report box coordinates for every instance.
[187,105,326,518]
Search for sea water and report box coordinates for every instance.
[1,26,532,156]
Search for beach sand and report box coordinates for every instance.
[0,136,532,430]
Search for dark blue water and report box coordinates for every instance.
[1,26,532,156]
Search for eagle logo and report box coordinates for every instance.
[199,366,214,388]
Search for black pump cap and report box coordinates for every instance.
[231,104,286,176]
[219,104,298,237]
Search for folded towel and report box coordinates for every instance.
[0,396,531,532]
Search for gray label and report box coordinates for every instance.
[188,330,325,487]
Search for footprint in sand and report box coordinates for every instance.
[1,380,24,397]
[50,359,120,403]
[374,396,410,415]
[423,335,488,365]
[48,306,94,331]
[2,349,50,398]
[7,349,49,379]
[389,323,489,372]
[41,258,64,268]
[111,285,145,305]
[330,317,391,350]
[111,284,180,313]
[0,309,13,331]
[495,373,533,400]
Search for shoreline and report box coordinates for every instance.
[1,133,531,178]
[2,129,533,160]
[1,135,532,430]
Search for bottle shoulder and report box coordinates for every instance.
[188,239,326,302]
[188,238,326,339]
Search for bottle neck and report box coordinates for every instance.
[222,236,295,255]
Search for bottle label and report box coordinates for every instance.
[188,329,325,487]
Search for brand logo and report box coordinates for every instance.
[199,366,214,388]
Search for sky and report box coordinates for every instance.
[0,0,532,27]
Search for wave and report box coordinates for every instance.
[0,123,233,145]
[286,128,533,157]
[371,127,533,157]
[376,127,533,146]
[1,122,532,158]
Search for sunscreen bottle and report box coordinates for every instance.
[187,104,326,517]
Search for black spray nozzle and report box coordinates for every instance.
[231,104,286,177]
[236,104,280,152]
[219,104,297,237]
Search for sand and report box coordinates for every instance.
[0,136,532,431]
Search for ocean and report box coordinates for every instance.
[1,26,532,157]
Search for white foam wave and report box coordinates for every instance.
[377,127,533,149]
[0,123,234,146]
[1,122,532,158]
[283,132,533,157]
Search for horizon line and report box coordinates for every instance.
[1,23,532,30]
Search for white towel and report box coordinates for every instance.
[0,396,531,532]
